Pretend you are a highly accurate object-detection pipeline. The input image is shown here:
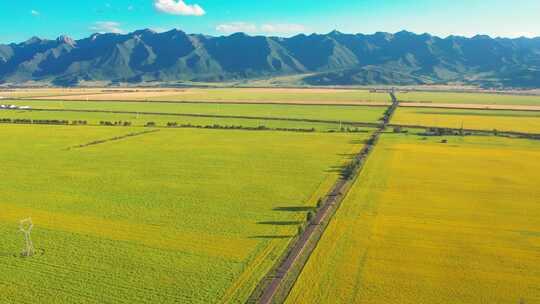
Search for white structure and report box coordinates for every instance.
[19,218,35,257]
[0,104,29,110]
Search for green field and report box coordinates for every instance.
[3,99,386,123]
[0,124,369,303]
[399,91,540,106]
[393,107,540,133]
[0,109,358,132]
[287,133,540,304]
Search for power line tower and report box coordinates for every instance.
[19,218,35,257]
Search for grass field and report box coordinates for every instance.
[399,91,540,106]
[3,99,386,123]
[393,107,540,133]
[0,125,369,303]
[0,109,357,132]
[286,133,540,304]
[30,88,391,104]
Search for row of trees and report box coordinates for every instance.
[328,127,369,133]
[164,122,316,132]
[0,118,71,125]
[419,127,470,136]
[100,121,132,126]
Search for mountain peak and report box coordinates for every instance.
[133,28,157,36]
[472,34,492,40]
[24,36,44,45]
[56,35,76,46]
[395,30,415,37]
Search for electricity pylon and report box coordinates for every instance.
[19,218,35,257]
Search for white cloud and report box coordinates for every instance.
[89,21,126,34]
[216,22,257,34]
[216,22,307,35]
[260,23,306,34]
[154,0,205,16]
[30,10,40,16]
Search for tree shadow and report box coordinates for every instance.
[257,221,302,226]
[0,252,16,258]
[249,235,294,239]
[325,165,346,173]
[336,153,356,159]
[273,206,315,212]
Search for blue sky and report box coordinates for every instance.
[1,0,539,43]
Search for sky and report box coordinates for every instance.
[1,0,539,43]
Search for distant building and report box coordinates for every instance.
[0,104,26,110]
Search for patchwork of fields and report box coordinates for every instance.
[393,107,540,133]
[287,134,540,304]
[0,124,369,303]
[0,88,539,304]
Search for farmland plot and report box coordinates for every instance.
[286,134,540,304]
[3,99,387,124]
[0,109,350,132]
[0,125,369,303]
[393,107,540,133]
[398,91,540,106]
[33,88,392,105]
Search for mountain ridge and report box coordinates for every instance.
[1,29,540,87]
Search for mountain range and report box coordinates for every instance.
[1,29,540,87]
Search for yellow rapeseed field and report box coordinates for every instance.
[286,134,540,304]
[393,107,540,133]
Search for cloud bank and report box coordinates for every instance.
[216,22,258,34]
[89,21,126,34]
[154,0,205,16]
[216,23,306,35]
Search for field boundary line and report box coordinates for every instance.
[19,108,382,127]
[387,123,540,139]
[220,242,278,304]
[399,102,540,112]
[65,129,159,150]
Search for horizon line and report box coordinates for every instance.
[4,28,540,45]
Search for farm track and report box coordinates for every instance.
[250,96,399,304]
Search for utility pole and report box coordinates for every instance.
[19,218,35,257]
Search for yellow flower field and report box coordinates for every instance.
[393,107,540,133]
[286,134,540,304]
